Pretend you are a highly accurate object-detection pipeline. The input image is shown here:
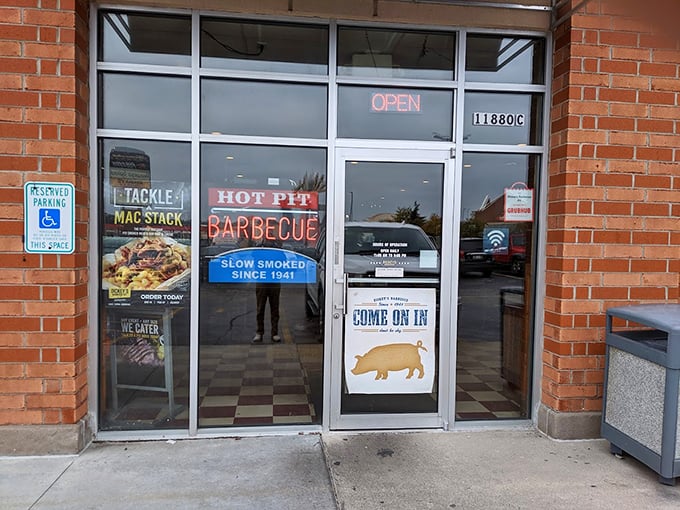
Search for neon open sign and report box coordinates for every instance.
[370,92,422,113]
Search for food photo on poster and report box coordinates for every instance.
[101,146,192,308]
[102,236,191,305]
[117,315,165,368]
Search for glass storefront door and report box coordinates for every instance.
[198,144,326,428]
[328,149,454,429]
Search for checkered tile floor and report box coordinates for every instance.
[105,343,323,429]
[197,344,320,427]
[106,340,524,429]
[455,340,525,420]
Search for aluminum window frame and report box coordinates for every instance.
[89,3,550,440]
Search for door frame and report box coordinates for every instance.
[326,146,457,430]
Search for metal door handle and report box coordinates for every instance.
[334,273,348,314]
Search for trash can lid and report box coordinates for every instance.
[607,304,680,333]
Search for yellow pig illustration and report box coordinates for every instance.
[351,340,427,380]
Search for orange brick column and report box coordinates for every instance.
[0,0,90,454]
[539,0,680,439]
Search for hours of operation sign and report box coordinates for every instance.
[24,181,75,254]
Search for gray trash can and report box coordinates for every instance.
[602,304,680,485]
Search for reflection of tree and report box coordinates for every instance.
[393,201,425,227]
[422,214,442,238]
[392,203,441,241]
[293,172,326,192]
[292,172,326,248]
[460,217,485,237]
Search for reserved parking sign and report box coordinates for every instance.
[24,181,75,254]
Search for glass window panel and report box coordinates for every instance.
[456,152,539,421]
[338,27,455,80]
[463,92,542,145]
[341,161,443,414]
[201,18,328,74]
[98,139,192,431]
[338,86,453,141]
[99,11,191,66]
[199,144,327,428]
[100,73,191,132]
[466,35,545,85]
[201,79,327,138]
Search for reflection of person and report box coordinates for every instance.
[253,282,281,343]
[253,236,282,343]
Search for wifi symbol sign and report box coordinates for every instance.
[486,229,506,248]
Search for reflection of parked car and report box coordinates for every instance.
[492,232,525,275]
[459,237,493,277]
[305,222,440,318]
[344,222,439,277]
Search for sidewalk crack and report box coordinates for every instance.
[28,458,76,510]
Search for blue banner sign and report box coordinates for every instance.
[208,247,317,284]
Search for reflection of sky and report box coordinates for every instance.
[101,14,191,66]
[345,162,443,222]
[102,74,191,132]
[460,153,529,220]
[466,37,539,84]
[201,80,326,138]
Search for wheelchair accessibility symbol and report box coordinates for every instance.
[39,208,60,229]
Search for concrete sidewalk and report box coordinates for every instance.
[325,429,680,509]
[2,435,335,510]
[2,429,680,509]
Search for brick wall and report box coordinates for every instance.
[544,0,680,427]
[0,1,89,429]
[2,0,678,441]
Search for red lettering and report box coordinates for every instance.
[251,216,264,240]
[206,215,320,243]
[265,217,278,240]
[409,94,420,112]
[278,217,291,241]
[207,214,220,238]
[292,217,305,241]
[222,216,234,239]
[371,92,421,113]
[306,216,319,242]
[237,216,248,240]
[371,93,385,111]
